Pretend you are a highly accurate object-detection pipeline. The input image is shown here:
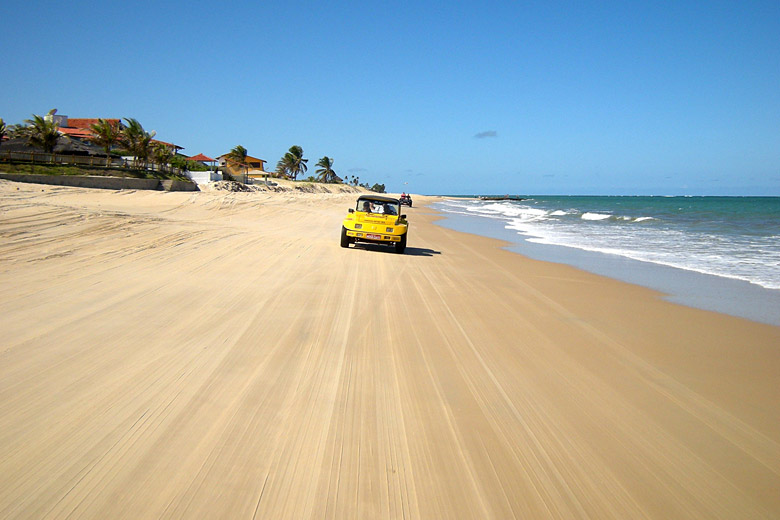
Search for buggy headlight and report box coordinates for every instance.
[355,224,362,229]
[386,227,394,232]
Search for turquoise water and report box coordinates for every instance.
[433,196,780,326]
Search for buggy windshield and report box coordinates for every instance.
[357,199,399,216]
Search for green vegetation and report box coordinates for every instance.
[170,155,208,172]
[0,161,189,180]
[226,145,248,164]
[274,149,385,192]
[276,145,308,181]
[315,156,339,183]
[152,142,174,173]
[23,110,61,153]
[89,119,122,166]
[225,145,248,179]
[121,118,156,169]
[341,174,375,191]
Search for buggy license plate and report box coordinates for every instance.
[366,233,382,240]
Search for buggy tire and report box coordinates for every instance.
[395,234,407,254]
[340,227,350,248]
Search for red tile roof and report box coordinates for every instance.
[188,153,216,162]
[66,118,120,129]
[57,118,183,150]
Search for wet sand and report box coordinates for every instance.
[1,180,778,519]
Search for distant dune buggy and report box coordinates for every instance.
[341,195,409,254]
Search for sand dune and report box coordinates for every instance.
[1,180,778,519]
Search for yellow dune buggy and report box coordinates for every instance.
[341,195,408,254]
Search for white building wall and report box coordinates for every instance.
[185,170,222,184]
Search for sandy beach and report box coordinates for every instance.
[1,179,778,519]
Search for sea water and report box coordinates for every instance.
[432,196,780,326]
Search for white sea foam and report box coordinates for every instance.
[436,197,780,291]
[466,202,548,221]
[523,236,780,289]
[581,212,611,221]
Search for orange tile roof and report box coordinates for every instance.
[66,118,120,129]
[218,154,266,163]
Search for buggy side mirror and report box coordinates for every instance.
[348,208,354,213]
[401,214,407,219]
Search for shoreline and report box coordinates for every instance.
[1,181,778,518]
[431,200,780,327]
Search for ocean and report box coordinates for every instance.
[432,196,780,326]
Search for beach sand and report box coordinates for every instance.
[1,180,778,519]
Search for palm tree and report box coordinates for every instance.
[225,145,249,180]
[275,153,294,179]
[23,109,61,153]
[136,134,156,170]
[89,118,121,166]
[152,142,173,173]
[6,123,26,139]
[276,145,307,180]
[121,118,156,169]
[225,145,249,182]
[315,156,340,183]
[226,145,247,163]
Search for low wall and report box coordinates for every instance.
[160,179,200,192]
[0,173,198,192]
[186,170,221,184]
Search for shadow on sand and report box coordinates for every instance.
[349,244,441,257]
[404,247,440,257]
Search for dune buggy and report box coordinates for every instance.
[341,195,409,254]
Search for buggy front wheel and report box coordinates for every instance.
[340,227,350,248]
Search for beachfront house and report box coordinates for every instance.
[56,117,123,141]
[54,116,184,154]
[218,153,266,171]
[217,153,273,182]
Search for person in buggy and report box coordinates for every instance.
[400,192,413,207]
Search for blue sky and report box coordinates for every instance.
[2,1,779,195]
